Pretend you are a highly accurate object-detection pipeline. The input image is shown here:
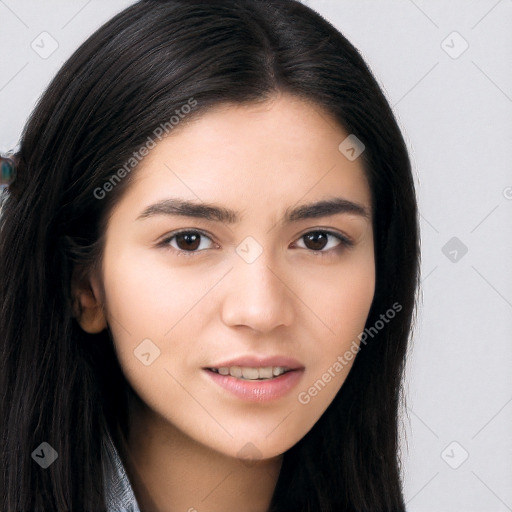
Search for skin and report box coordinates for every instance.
[74,92,375,512]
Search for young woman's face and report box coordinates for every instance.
[93,93,375,461]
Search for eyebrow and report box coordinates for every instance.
[137,196,370,224]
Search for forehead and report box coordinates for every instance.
[117,94,372,219]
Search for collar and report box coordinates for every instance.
[102,431,142,512]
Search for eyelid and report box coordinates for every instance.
[157,227,353,256]
[291,229,353,256]
[296,227,353,246]
[157,228,217,256]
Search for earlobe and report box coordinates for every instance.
[71,269,107,334]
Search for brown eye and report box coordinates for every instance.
[175,232,201,251]
[303,232,329,251]
[161,230,215,255]
[295,230,352,255]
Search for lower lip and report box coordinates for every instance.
[203,368,304,402]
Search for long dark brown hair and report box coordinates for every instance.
[0,1,420,510]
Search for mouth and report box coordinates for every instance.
[206,366,294,381]
[203,359,304,402]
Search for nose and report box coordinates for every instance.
[220,250,295,333]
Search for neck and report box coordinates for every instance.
[121,394,283,512]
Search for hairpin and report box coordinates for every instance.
[0,156,16,187]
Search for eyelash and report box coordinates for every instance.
[158,229,353,258]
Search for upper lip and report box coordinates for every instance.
[205,355,304,370]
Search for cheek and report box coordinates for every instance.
[100,246,206,339]
[98,246,170,379]
[99,244,224,389]
[330,265,375,338]
[296,251,375,405]
[303,251,376,346]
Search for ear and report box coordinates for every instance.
[71,267,107,334]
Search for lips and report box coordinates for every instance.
[201,355,305,401]
[203,364,304,402]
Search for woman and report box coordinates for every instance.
[0,0,420,510]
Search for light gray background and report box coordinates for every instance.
[1,1,511,510]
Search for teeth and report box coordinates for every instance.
[259,367,273,379]
[230,366,243,378]
[211,366,290,380]
[242,367,259,379]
